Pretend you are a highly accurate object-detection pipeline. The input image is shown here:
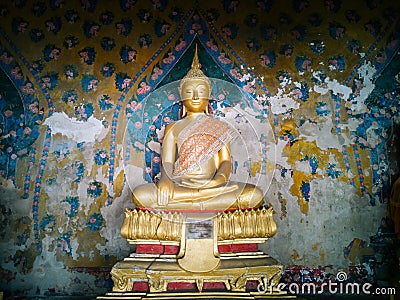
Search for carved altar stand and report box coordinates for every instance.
[98,207,292,299]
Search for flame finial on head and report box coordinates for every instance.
[191,44,201,70]
[180,44,210,86]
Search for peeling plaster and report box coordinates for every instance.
[77,180,97,216]
[43,112,108,144]
[30,245,104,296]
[313,61,377,115]
[99,185,134,260]
[314,77,352,99]
[275,139,292,169]
[350,61,377,114]
[298,118,350,150]
[264,177,386,267]
[296,160,313,174]
[147,140,161,154]
[0,185,105,296]
[269,89,300,115]
[366,122,381,148]
[0,180,31,217]
[125,164,148,193]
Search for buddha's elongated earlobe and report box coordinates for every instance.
[181,104,187,118]
[205,104,209,115]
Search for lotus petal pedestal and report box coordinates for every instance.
[98,208,290,299]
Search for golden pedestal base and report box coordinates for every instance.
[97,208,287,299]
[97,251,290,299]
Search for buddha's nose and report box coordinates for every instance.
[192,90,199,99]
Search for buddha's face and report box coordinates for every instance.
[180,78,211,113]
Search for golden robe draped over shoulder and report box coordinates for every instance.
[173,115,237,177]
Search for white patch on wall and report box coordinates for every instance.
[264,177,386,268]
[156,126,165,142]
[124,164,148,192]
[147,140,161,154]
[366,122,380,148]
[274,139,291,169]
[100,184,134,259]
[313,77,352,100]
[340,118,359,135]
[349,61,376,114]
[269,89,300,115]
[0,182,31,216]
[43,112,107,143]
[71,237,80,260]
[220,104,276,194]
[298,118,351,150]
[77,179,97,215]
[313,84,329,95]
[1,233,105,295]
[313,61,376,115]
[296,160,312,174]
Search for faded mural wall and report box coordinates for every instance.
[0,0,399,297]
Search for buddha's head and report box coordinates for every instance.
[179,45,211,115]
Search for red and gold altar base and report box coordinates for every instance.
[97,207,288,299]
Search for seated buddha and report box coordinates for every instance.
[132,47,263,211]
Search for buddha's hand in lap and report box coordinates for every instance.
[197,184,239,198]
[157,178,174,206]
[184,183,240,202]
[179,176,226,189]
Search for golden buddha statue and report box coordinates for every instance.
[106,47,281,297]
[132,46,263,211]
